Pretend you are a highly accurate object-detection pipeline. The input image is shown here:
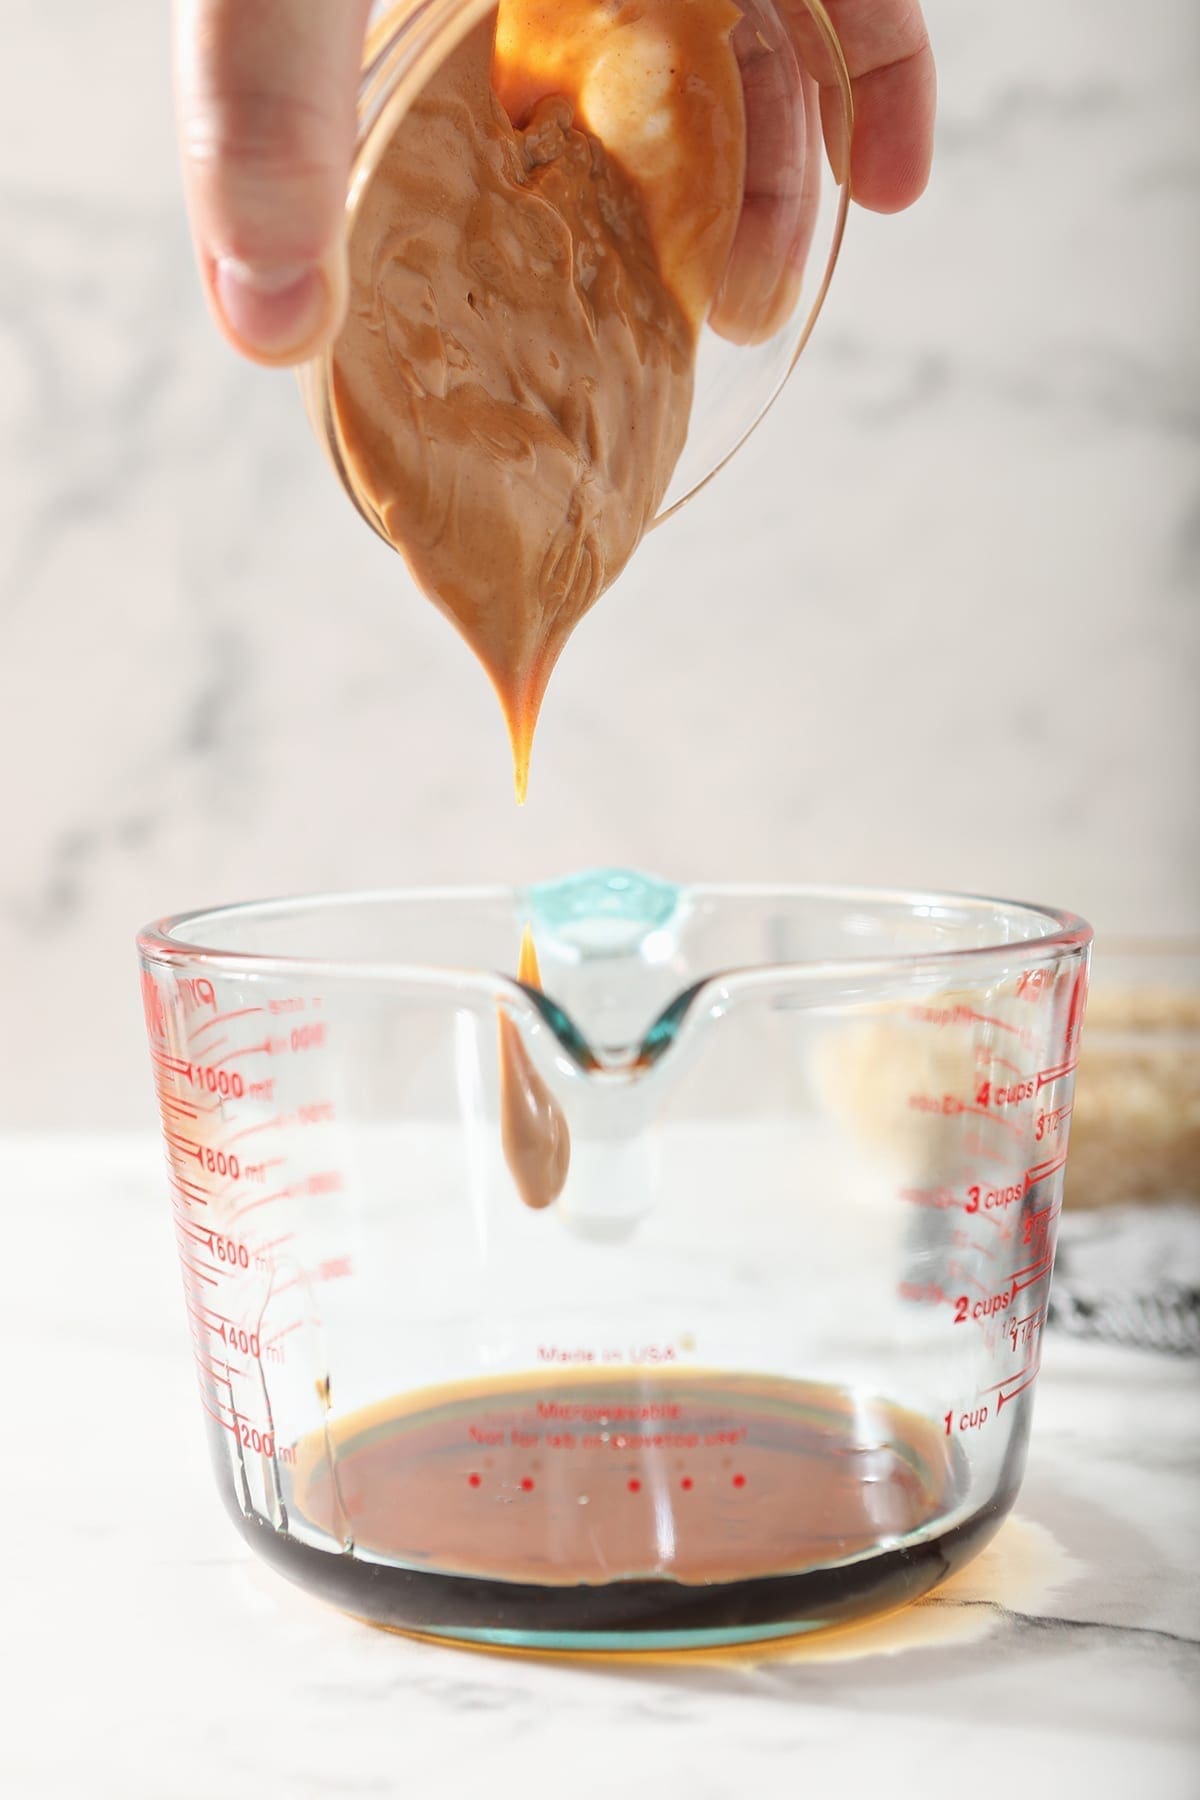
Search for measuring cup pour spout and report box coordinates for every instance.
[503,870,712,1234]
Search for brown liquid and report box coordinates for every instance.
[498,926,570,1209]
[331,6,744,798]
[230,1372,1015,1645]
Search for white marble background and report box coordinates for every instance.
[1,0,1197,1128]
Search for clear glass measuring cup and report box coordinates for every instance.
[138,872,1091,1652]
[297,0,852,532]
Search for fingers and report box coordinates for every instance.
[710,1,934,343]
[784,0,936,212]
[710,43,822,346]
[174,0,373,365]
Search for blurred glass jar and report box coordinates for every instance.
[1065,940,1200,1210]
[297,0,853,539]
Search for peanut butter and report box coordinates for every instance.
[331,4,745,798]
[493,0,746,331]
[498,925,570,1209]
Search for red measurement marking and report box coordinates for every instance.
[168,1162,208,1186]
[987,1053,1026,1078]
[680,1477,693,1491]
[189,1007,265,1041]
[1023,1200,1060,1252]
[1037,1057,1078,1090]
[157,1095,198,1120]
[222,1116,283,1149]
[257,1232,295,1256]
[1008,1306,1047,1352]
[198,1395,237,1436]
[185,1315,230,1348]
[520,1477,534,1492]
[468,1473,481,1487]
[979,1359,1038,1398]
[151,1061,190,1083]
[169,1186,209,1214]
[165,1146,202,1174]
[732,1473,746,1488]
[162,1129,200,1156]
[178,1256,218,1286]
[913,1003,1022,1037]
[628,1479,641,1493]
[192,1355,234,1390]
[225,1187,289,1223]
[997,1368,1040,1409]
[1025,1152,1068,1189]
[1009,1252,1055,1296]
[1035,1103,1073,1144]
[317,1256,353,1282]
[972,1010,1022,1036]
[168,1175,210,1206]
[166,1092,224,1123]
[974,1104,1004,1126]
[908,1096,1026,1141]
[263,1319,303,1349]
[202,1387,240,1424]
[899,1186,957,1213]
[211,1042,269,1066]
[184,1299,236,1330]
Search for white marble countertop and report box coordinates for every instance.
[3,1135,1198,1798]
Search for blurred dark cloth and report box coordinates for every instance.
[1049,1202,1200,1355]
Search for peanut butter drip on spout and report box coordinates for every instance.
[330,7,744,799]
[499,926,571,1210]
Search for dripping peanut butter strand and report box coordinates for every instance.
[498,925,571,1209]
[516,921,541,989]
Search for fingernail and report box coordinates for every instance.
[213,258,332,364]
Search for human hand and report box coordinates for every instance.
[173,0,373,366]
[712,0,936,342]
[173,0,934,366]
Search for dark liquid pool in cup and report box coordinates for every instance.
[230,1372,1016,1650]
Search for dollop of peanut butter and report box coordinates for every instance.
[331,6,744,798]
[498,926,570,1209]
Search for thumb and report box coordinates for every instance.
[174,0,373,366]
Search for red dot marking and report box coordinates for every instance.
[732,1473,746,1487]
[681,1477,693,1491]
[627,1478,641,1493]
[467,1473,481,1487]
[520,1477,535,1492]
